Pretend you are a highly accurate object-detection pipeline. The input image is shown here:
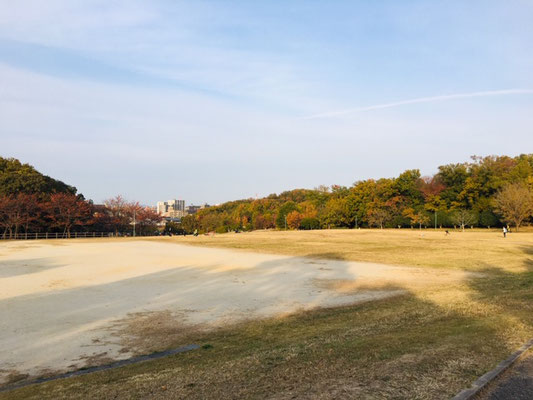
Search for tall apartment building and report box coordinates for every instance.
[156,199,186,218]
[156,201,167,215]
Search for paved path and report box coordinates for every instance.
[477,351,533,400]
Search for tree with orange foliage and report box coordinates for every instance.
[418,175,445,199]
[104,195,130,234]
[0,195,23,237]
[402,207,430,229]
[286,210,303,229]
[19,193,42,237]
[134,206,162,235]
[299,201,318,219]
[47,193,92,237]
[0,193,43,238]
[0,195,14,238]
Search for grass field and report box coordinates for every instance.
[174,228,533,272]
[2,229,533,399]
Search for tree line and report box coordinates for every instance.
[0,158,161,238]
[0,193,162,239]
[3,155,533,237]
[181,154,533,233]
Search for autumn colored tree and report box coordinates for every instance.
[0,195,15,238]
[47,193,92,237]
[367,206,390,229]
[19,193,42,236]
[418,175,445,199]
[299,201,318,219]
[104,195,130,234]
[135,206,162,235]
[91,204,114,232]
[493,183,533,231]
[253,214,267,230]
[0,193,43,237]
[403,208,430,229]
[322,197,351,228]
[2,195,24,237]
[5,155,532,238]
[286,210,303,230]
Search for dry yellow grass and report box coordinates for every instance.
[2,229,533,399]
[167,228,533,272]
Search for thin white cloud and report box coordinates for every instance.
[302,89,533,120]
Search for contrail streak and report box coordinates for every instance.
[302,89,533,120]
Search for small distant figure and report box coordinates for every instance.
[193,229,198,237]
[445,230,449,236]
[503,227,507,238]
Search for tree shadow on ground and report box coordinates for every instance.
[0,258,66,278]
[466,246,533,337]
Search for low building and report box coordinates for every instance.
[186,203,210,215]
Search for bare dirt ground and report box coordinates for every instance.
[0,237,474,386]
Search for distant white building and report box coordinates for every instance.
[156,201,167,215]
[156,199,186,218]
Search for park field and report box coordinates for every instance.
[174,228,533,272]
[1,229,533,399]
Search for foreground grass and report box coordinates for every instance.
[2,230,533,399]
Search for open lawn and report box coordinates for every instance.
[1,229,533,399]
[174,228,533,272]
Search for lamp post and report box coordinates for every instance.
[133,209,136,237]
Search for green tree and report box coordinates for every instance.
[300,217,320,230]
[275,201,298,229]
[479,210,499,228]
[0,157,76,196]
[180,215,199,234]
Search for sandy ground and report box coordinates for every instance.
[0,238,473,385]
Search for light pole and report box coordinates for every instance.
[434,210,437,229]
[133,209,136,237]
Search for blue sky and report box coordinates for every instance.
[1,0,532,205]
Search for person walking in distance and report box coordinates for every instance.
[503,226,507,238]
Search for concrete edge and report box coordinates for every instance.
[0,344,200,393]
[452,338,533,400]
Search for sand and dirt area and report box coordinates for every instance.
[0,238,474,385]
